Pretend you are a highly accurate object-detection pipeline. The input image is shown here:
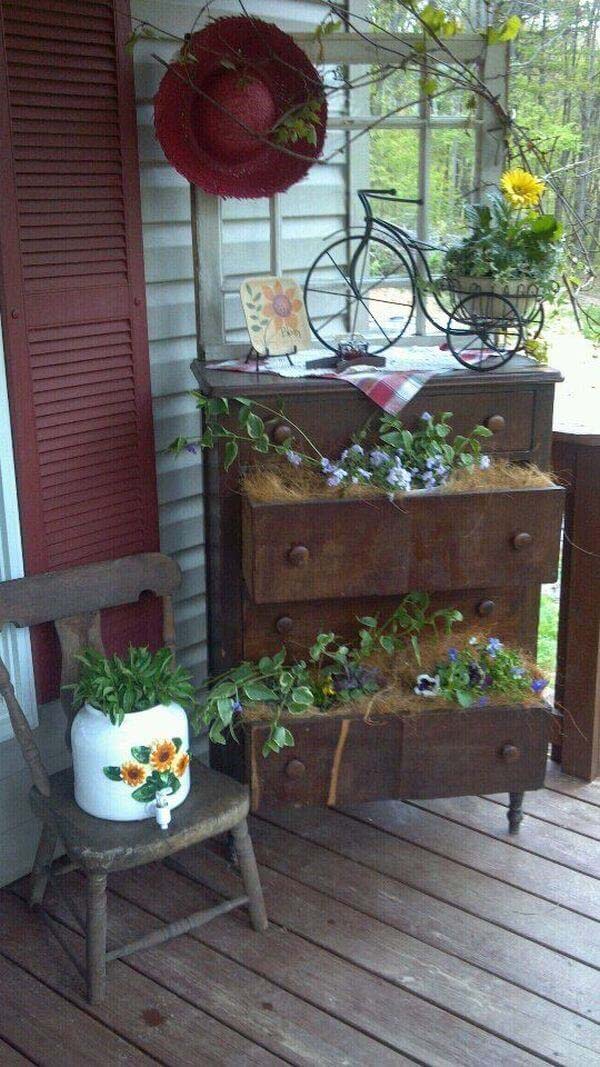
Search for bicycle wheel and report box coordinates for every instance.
[304,234,416,353]
[446,293,523,371]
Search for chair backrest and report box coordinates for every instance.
[0,553,182,796]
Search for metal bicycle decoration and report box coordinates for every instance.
[304,189,548,372]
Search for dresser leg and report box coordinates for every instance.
[507,791,524,833]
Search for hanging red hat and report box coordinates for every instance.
[154,16,328,199]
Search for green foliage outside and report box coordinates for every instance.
[366,0,598,292]
[538,592,560,678]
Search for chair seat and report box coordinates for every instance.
[30,763,249,872]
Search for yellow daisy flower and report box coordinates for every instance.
[150,738,177,772]
[321,680,335,697]
[120,761,148,788]
[500,169,545,209]
[172,750,190,778]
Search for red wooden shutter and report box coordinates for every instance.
[0,0,161,700]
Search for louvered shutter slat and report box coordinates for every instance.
[0,0,161,701]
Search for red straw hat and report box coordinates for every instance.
[154,16,327,199]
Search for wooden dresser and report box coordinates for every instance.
[194,357,564,815]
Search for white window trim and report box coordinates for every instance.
[192,32,508,356]
[0,317,36,741]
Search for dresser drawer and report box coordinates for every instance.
[258,389,537,459]
[242,486,565,604]
[399,705,549,798]
[242,586,541,659]
[246,703,550,813]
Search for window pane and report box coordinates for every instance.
[369,128,420,232]
[429,127,476,245]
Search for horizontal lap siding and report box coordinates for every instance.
[0,0,161,701]
[132,0,344,683]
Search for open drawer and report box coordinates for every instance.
[245,703,550,813]
[242,485,565,604]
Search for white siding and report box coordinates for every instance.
[131,0,347,683]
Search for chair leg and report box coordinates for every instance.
[231,819,268,932]
[86,872,108,1003]
[508,791,524,833]
[30,824,58,908]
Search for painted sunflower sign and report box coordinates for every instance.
[240,275,312,355]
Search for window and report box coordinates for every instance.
[193,29,508,354]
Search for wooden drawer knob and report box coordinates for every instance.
[275,616,294,635]
[512,531,532,550]
[285,758,307,779]
[288,545,309,566]
[477,599,496,617]
[272,422,294,445]
[500,743,520,762]
[486,414,506,433]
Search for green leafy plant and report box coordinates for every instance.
[444,187,563,298]
[194,593,462,756]
[70,646,198,727]
[170,399,493,497]
[414,635,549,708]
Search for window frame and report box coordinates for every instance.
[192,32,508,356]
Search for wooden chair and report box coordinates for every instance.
[0,552,267,1003]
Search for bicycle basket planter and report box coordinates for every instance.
[445,277,545,322]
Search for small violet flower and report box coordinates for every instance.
[356,467,373,481]
[232,699,243,715]
[420,411,433,421]
[486,637,504,657]
[286,450,302,467]
[349,443,364,456]
[414,673,441,697]
[447,648,458,662]
[185,443,198,454]
[320,457,335,474]
[327,468,347,487]
[531,677,549,694]
[370,449,388,468]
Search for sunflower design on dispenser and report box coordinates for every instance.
[172,750,190,778]
[104,736,188,802]
[261,279,303,331]
[500,168,545,209]
[119,761,148,788]
[149,738,177,773]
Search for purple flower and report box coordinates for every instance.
[232,699,243,714]
[320,457,335,474]
[486,637,503,657]
[327,468,347,487]
[185,443,198,454]
[356,467,372,480]
[531,677,549,694]
[448,648,458,662]
[477,695,490,707]
[370,449,388,468]
[468,662,485,686]
[414,673,441,697]
[349,443,364,456]
[286,450,302,467]
[421,411,433,421]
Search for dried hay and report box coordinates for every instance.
[241,630,545,726]
[242,457,555,504]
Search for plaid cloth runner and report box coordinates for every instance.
[213,346,463,415]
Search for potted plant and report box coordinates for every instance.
[69,646,197,822]
[443,168,563,318]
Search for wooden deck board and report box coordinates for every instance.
[0,770,599,1066]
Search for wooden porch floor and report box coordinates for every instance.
[1,761,599,1066]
